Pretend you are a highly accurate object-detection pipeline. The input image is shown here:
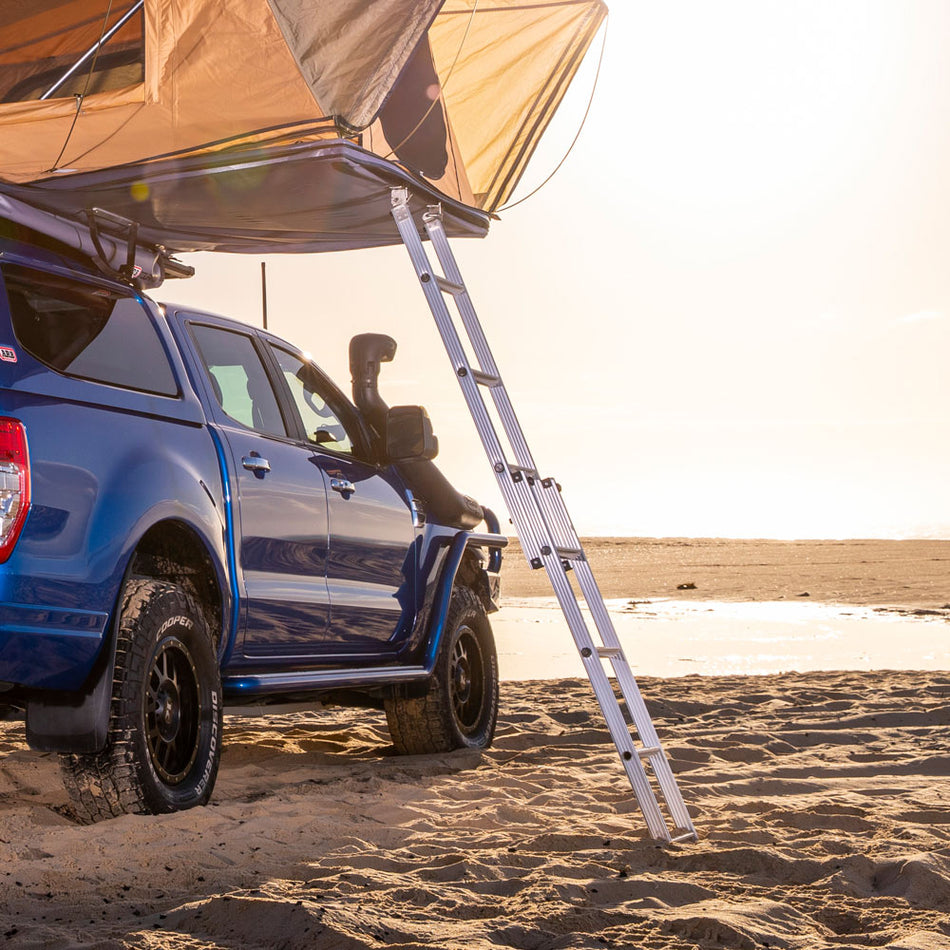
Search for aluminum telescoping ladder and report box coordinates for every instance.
[390,188,697,844]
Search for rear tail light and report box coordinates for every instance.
[0,417,30,563]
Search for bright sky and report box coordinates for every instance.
[176,1,950,540]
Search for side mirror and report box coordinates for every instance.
[386,406,439,461]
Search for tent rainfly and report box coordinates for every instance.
[0,0,607,255]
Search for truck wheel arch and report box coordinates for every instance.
[26,518,229,756]
[455,546,498,615]
[126,518,227,652]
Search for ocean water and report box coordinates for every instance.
[492,597,950,680]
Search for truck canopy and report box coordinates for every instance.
[0,0,606,253]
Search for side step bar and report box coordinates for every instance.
[223,526,506,698]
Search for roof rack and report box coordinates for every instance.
[0,191,193,290]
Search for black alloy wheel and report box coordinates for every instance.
[61,579,222,821]
[385,585,499,754]
[146,636,202,785]
[451,622,489,739]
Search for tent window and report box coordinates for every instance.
[379,37,447,180]
[0,2,144,104]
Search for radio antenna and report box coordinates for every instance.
[261,261,268,330]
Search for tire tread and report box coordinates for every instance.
[60,578,220,823]
[386,586,498,755]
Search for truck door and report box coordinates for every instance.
[186,319,331,656]
[266,343,417,653]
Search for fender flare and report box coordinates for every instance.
[420,509,506,674]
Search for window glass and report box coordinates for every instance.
[190,325,287,438]
[0,3,145,103]
[3,263,177,396]
[270,345,355,455]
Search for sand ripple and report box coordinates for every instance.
[0,670,948,948]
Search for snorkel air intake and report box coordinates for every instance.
[349,333,397,436]
[347,332,485,532]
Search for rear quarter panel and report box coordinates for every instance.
[0,285,228,691]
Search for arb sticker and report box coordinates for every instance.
[0,347,16,363]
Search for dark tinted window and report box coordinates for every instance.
[3,263,177,396]
[190,324,288,438]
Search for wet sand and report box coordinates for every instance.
[493,598,950,680]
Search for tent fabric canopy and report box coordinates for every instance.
[266,0,443,133]
[0,0,606,253]
[0,0,145,102]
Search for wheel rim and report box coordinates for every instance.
[451,624,486,735]
[145,637,201,785]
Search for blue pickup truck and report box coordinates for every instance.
[0,224,505,821]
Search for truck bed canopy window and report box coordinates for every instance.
[3,262,177,396]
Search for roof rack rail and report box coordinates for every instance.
[0,192,193,289]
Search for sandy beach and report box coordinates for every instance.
[1,539,948,949]
[501,537,950,607]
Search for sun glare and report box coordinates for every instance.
[180,2,950,540]
[578,4,901,243]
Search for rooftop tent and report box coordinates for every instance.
[0,0,607,254]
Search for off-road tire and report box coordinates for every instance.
[60,579,222,822]
[385,585,498,754]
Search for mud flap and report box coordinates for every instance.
[25,648,116,753]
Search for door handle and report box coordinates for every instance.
[330,477,355,496]
[242,455,271,474]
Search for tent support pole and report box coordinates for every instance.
[41,0,145,101]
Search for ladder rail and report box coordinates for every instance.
[392,189,697,843]
[426,206,588,564]
[531,480,697,837]
[392,197,547,566]
[534,475,587,562]
[514,533,672,842]
[426,209,601,575]
[423,210,541,474]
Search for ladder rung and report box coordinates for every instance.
[471,369,502,387]
[555,545,583,560]
[638,745,662,758]
[596,646,621,659]
[508,464,539,480]
[435,275,465,296]
[670,831,699,844]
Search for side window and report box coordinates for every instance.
[3,263,178,396]
[270,345,355,455]
[190,325,288,438]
